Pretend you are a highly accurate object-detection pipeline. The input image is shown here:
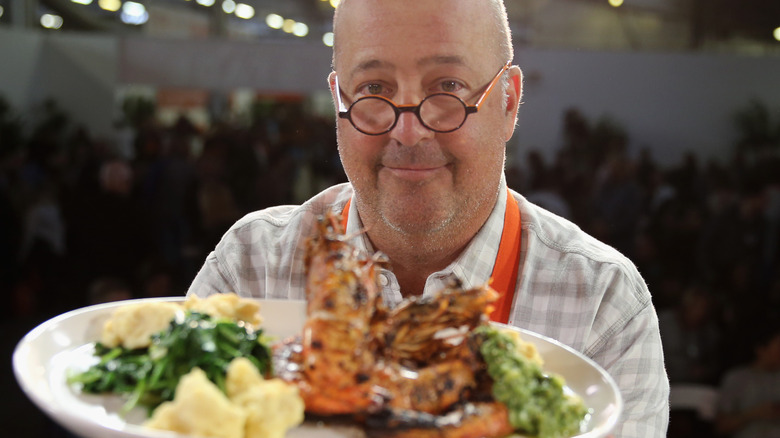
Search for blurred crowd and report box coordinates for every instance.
[0,96,345,321]
[2,96,780,435]
[509,108,780,379]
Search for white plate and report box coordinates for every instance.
[13,297,622,438]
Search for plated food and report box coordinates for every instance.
[13,211,622,438]
[66,294,302,438]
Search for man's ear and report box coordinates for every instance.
[327,71,339,111]
[503,66,523,141]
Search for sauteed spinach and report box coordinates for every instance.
[67,311,273,415]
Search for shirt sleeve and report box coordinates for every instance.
[586,273,670,438]
[186,250,237,298]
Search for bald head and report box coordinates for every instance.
[332,0,513,71]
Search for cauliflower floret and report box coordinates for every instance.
[226,358,304,438]
[185,294,262,328]
[101,301,182,349]
[144,368,246,438]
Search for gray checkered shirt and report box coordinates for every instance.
[187,180,669,437]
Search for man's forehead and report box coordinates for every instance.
[333,0,502,71]
[346,55,470,76]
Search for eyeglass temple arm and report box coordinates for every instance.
[334,75,349,115]
[473,61,512,109]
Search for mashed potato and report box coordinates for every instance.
[226,358,305,438]
[101,301,182,349]
[144,359,304,438]
[144,368,246,438]
[184,294,263,328]
[101,294,262,349]
[502,328,544,367]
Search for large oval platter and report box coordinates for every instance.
[13,297,622,438]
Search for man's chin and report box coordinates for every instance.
[381,206,454,237]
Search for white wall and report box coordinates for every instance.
[2,27,779,167]
[118,36,333,93]
[513,48,780,166]
[0,28,118,139]
[0,28,44,109]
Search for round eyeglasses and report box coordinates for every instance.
[335,61,511,136]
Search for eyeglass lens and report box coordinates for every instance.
[349,94,467,134]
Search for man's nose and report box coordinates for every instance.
[388,108,434,146]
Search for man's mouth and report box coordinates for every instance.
[381,164,448,182]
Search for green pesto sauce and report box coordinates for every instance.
[475,326,589,438]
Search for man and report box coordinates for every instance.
[187,0,669,435]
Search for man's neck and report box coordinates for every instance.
[365,214,486,297]
[382,238,470,297]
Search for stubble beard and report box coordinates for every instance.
[374,179,488,262]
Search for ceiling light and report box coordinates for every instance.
[222,0,236,14]
[292,22,309,37]
[323,32,334,47]
[98,0,121,11]
[608,0,623,6]
[282,18,295,33]
[123,2,145,16]
[196,0,216,6]
[71,0,93,5]
[774,27,780,42]
[0,6,4,18]
[266,13,283,29]
[235,3,254,19]
[121,1,148,25]
[41,13,63,29]
[329,0,341,8]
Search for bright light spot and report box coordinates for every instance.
[322,32,334,47]
[0,6,4,18]
[329,0,340,8]
[608,0,623,6]
[123,1,145,16]
[266,14,283,29]
[120,12,148,24]
[282,18,295,33]
[222,0,236,14]
[121,1,148,25]
[235,3,254,19]
[98,0,121,12]
[71,0,93,5]
[292,22,308,37]
[774,27,780,42]
[41,14,64,29]
[196,0,216,6]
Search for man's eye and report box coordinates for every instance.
[366,84,383,95]
[440,81,462,93]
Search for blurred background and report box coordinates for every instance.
[1,0,780,437]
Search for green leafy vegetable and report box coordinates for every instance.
[475,325,589,438]
[67,311,273,415]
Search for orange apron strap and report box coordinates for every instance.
[341,198,351,231]
[488,191,522,324]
